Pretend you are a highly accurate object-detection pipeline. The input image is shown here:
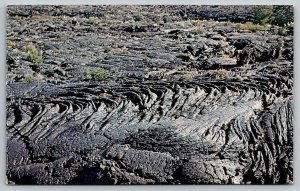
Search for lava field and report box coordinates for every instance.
[6,5,293,184]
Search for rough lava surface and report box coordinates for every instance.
[6,5,293,184]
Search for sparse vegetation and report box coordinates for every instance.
[182,71,193,80]
[24,43,43,63]
[278,22,293,36]
[215,69,229,79]
[238,22,267,31]
[101,19,120,26]
[31,15,74,21]
[20,75,40,83]
[157,68,167,72]
[190,19,203,26]
[143,55,150,62]
[172,111,181,119]
[7,40,17,47]
[82,17,101,25]
[131,86,140,91]
[230,91,239,97]
[278,28,289,36]
[192,27,204,35]
[89,68,110,79]
[256,101,264,111]
[120,46,129,53]
[99,92,112,97]
[106,107,113,113]
[23,92,31,98]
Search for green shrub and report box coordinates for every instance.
[253,5,293,27]
[278,22,293,36]
[23,92,31,98]
[253,6,275,25]
[278,28,289,36]
[90,68,110,79]
[24,43,43,63]
[273,5,293,27]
